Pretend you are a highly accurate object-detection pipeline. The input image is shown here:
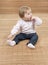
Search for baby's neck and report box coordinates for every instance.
[22,18,31,22]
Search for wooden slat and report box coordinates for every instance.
[0,0,48,13]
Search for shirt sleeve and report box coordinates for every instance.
[33,16,42,26]
[11,21,21,35]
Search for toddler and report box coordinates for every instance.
[7,6,42,48]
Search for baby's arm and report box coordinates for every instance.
[32,16,42,26]
[34,17,42,25]
[7,21,21,39]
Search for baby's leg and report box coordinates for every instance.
[7,33,27,46]
[27,33,38,48]
[29,33,38,45]
[13,33,27,44]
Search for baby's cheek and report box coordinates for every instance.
[27,15,31,19]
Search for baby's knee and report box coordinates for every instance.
[36,34,38,40]
[34,34,38,40]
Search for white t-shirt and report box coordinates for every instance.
[11,17,42,35]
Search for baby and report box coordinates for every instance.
[7,6,42,48]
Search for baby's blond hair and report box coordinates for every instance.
[19,6,31,18]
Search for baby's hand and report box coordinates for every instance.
[32,18,36,22]
[7,34,13,39]
[31,17,36,22]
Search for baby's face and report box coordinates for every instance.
[24,9,32,21]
